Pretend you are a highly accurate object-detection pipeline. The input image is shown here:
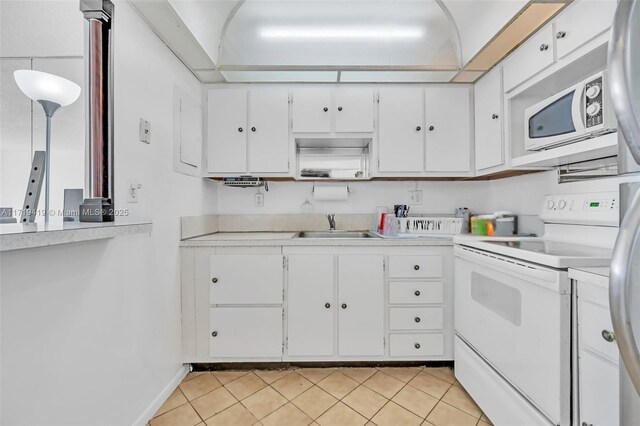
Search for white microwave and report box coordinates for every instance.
[524,71,616,151]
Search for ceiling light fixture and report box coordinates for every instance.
[259,27,423,39]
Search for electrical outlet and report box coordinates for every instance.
[139,118,150,144]
[255,193,264,207]
[127,180,141,203]
[409,190,423,205]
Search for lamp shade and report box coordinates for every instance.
[13,70,81,107]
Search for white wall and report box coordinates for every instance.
[0,2,217,425]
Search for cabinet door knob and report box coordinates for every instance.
[428,125,435,131]
[602,329,615,342]
[325,303,331,309]
[251,127,256,132]
[238,127,243,132]
[211,277,218,284]
[415,317,421,323]
[414,290,421,296]
[539,44,549,51]
[492,114,499,120]
[211,330,218,337]
[414,343,421,349]
[556,31,566,39]
[416,126,422,131]
[341,303,347,309]
[338,106,343,111]
[414,265,420,271]
[323,107,329,112]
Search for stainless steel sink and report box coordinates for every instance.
[296,231,377,239]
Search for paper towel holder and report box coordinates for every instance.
[312,182,352,194]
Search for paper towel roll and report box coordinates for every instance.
[313,185,349,201]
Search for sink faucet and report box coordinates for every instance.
[327,214,336,231]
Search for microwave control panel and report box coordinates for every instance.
[585,75,604,128]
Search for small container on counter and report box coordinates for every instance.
[471,215,496,236]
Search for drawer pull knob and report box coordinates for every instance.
[414,290,421,296]
[416,126,422,131]
[211,277,218,284]
[238,127,243,132]
[539,43,549,51]
[325,303,331,309]
[338,106,343,111]
[323,107,329,112]
[415,317,421,323]
[211,331,218,337]
[251,127,256,132]
[492,113,499,120]
[341,303,347,309]
[556,31,566,39]
[414,343,421,349]
[602,329,615,342]
[414,265,420,271]
[428,125,435,131]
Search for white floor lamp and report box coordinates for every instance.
[14,70,81,225]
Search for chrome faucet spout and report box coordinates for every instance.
[327,214,336,231]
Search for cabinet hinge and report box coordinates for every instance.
[283,257,288,270]
[383,336,386,348]
[377,159,380,168]
[383,259,386,271]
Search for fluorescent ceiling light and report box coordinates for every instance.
[259,27,423,39]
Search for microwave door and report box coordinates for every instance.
[527,89,583,150]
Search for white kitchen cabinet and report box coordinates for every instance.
[287,255,334,356]
[209,307,283,358]
[388,255,443,279]
[292,88,332,133]
[207,88,289,175]
[389,333,444,357]
[173,85,202,173]
[209,254,283,305]
[334,87,375,132]
[425,86,471,173]
[474,67,504,172]
[338,255,384,356]
[249,88,290,173]
[503,25,555,92]
[207,89,247,173]
[554,0,617,60]
[577,277,619,426]
[389,307,443,331]
[378,87,424,173]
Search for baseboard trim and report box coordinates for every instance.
[133,364,189,426]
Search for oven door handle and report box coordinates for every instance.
[454,246,558,284]
[610,189,640,395]
[608,0,640,163]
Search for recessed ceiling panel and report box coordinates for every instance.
[221,70,339,82]
[340,70,457,82]
[220,1,461,68]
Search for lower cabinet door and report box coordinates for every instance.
[209,307,282,358]
[338,255,384,356]
[287,255,335,356]
[579,350,619,426]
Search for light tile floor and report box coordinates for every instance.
[150,366,493,426]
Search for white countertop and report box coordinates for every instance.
[0,220,153,252]
[180,232,454,247]
[569,266,611,288]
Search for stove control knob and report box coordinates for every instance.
[587,102,601,116]
[558,200,567,210]
[586,85,601,99]
[546,199,556,210]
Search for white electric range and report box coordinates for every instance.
[453,192,619,426]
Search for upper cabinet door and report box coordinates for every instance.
[554,0,617,60]
[334,87,375,132]
[292,88,332,133]
[338,255,384,357]
[378,87,424,173]
[474,67,504,171]
[425,86,471,173]
[249,88,290,173]
[503,25,555,92]
[207,89,247,173]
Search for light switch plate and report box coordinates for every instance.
[255,193,264,207]
[139,118,150,144]
[127,180,141,203]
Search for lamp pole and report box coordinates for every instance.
[38,100,61,225]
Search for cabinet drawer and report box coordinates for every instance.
[209,255,283,305]
[503,25,555,92]
[389,333,444,357]
[390,307,443,331]
[209,307,283,358]
[388,255,443,279]
[580,300,618,363]
[579,350,619,426]
[389,281,443,304]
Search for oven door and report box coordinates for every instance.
[525,82,586,151]
[454,246,571,425]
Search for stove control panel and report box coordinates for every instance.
[540,192,618,226]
